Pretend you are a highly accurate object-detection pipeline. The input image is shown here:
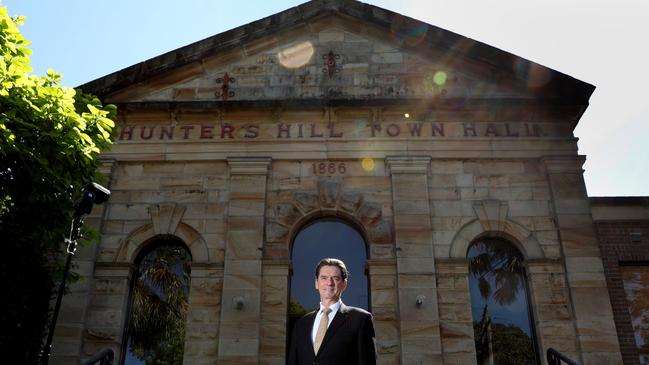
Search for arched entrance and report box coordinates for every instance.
[288,218,369,338]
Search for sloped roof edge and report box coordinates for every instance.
[79,0,595,105]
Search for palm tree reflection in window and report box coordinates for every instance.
[467,239,538,365]
[124,242,191,365]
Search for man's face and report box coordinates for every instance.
[315,265,347,303]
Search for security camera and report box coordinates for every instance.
[75,182,111,216]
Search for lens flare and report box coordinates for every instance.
[361,158,375,172]
[423,70,448,94]
[433,71,447,86]
[390,16,428,47]
[278,42,314,69]
[513,59,552,88]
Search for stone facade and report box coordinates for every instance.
[49,1,629,364]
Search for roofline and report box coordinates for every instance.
[79,0,595,112]
[107,97,592,114]
[590,196,649,206]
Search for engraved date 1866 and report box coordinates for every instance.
[311,162,346,175]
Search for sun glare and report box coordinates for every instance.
[278,42,314,69]
[361,158,375,172]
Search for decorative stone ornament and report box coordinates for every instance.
[322,50,341,78]
[215,72,235,100]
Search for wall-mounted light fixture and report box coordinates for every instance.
[233,296,245,310]
[416,294,426,307]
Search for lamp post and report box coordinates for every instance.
[41,182,111,365]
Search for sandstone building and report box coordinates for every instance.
[50,1,648,364]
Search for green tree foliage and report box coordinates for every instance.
[288,298,315,319]
[127,245,191,365]
[0,6,116,363]
[473,320,536,365]
[469,240,537,364]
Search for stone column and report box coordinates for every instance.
[543,156,622,364]
[385,156,443,364]
[217,157,271,365]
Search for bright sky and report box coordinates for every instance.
[4,0,648,197]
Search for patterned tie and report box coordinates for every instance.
[313,307,332,353]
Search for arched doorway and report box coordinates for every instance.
[288,218,369,338]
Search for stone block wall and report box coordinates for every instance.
[52,154,626,365]
[75,160,229,364]
[49,107,626,365]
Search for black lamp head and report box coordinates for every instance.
[75,182,111,216]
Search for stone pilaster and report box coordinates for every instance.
[385,156,443,364]
[259,260,290,365]
[217,157,271,365]
[368,259,400,365]
[183,264,223,365]
[526,259,579,361]
[543,156,622,364]
[436,260,477,365]
[51,159,118,365]
[81,263,131,364]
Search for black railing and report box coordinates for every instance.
[547,348,580,365]
[82,348,114,365]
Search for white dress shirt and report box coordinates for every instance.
[311,300,342,344]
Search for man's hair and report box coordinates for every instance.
[315,258,349,280]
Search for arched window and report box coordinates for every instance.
[288,218,369,330]
[467,238,539,365]
[123,239,192,365]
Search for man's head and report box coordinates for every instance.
[314,258,348,305]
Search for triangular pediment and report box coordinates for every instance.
[81,0,594,107]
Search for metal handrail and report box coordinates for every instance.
[547,348,580,365]
[82,348,114,365]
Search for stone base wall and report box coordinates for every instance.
[48,132,625,365]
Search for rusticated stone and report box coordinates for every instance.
[266,221,289,243]
[85,328,116,341]
[318,179,341,208]
[357,201,382,226]
[274,203,300,225]
[340,192,362,213]
[370,244,394,259]
[294,192,318,213]
[378,342,399,354]
[368,220,393,244]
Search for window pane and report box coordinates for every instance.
[124,243,191,365]
[467,239,538,365]
[621,266,649,364]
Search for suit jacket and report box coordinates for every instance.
[287,303,377,365]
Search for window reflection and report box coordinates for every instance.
[124,240,192,365]
[467,238,538,365]
[621,265,649,364]
[288,219,368,337]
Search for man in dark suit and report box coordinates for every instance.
[288,258,377,365]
